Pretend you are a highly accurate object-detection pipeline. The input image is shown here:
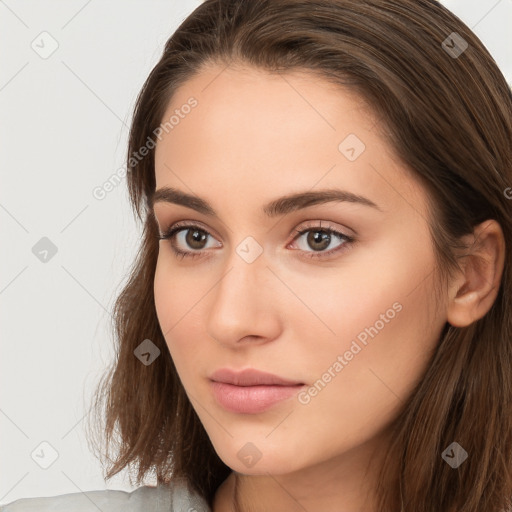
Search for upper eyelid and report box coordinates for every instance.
[164,220,221,241]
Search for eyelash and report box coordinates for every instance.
[156,221,355,261]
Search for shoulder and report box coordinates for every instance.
[0,478,211,512]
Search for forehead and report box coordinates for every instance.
[153,64,429,221]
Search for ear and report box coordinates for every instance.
[446,219,506,328]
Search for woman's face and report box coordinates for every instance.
[153,64,447,477]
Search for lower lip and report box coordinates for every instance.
[210,381,305,414]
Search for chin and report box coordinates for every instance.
[213,439,308,476]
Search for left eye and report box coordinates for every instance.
[290,227,351,254]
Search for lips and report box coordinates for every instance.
[208,368,306,413]
[209,368,304,386]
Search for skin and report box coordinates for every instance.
[152,63,505,512]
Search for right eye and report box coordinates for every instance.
[158,223,222,259]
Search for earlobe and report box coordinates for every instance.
[446,220,505,328]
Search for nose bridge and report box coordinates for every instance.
[205,243,280,345]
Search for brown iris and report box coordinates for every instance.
[185,228,208,250]
[306,230,331,251]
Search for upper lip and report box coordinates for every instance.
[209,368,304,386]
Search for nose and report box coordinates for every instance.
[205,248,282,348]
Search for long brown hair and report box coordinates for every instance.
[87,1,512,510]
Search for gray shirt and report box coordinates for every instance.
[0,478,212,512]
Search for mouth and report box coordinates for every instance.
[208,368,305,414]
[209,381,305,414]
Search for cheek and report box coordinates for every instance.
[295,249,441,431]
[281,292,438,472]
[153,255,210,375]
[154,257,188,365]
[153,253,196,334]
[153,255,173,334]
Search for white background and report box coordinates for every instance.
[1,0,511,504]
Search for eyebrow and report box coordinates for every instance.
[149,186,382,217]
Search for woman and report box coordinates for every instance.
[2,0,511,511]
